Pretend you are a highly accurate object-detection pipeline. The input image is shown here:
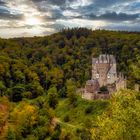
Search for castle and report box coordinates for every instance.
[82,54,127,100]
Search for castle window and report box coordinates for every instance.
[96,74,99,79]
[107,75,110,79]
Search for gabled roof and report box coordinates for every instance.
[92,54,116,64]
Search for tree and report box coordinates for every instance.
[48,67,64,88]
[92,89,140,140]
[47,87,58,109]
[27,82,44,98]
[6,127,16,140]
[8,85,25,102]
[13,70,25,84]
[10,103,38,138]
[0,64,5,77]
[129,57,140,83]
[66,79,77,105]
[0,81,6,96]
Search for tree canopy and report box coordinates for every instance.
[0,28,140,139]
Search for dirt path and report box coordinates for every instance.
[52,117,77,128]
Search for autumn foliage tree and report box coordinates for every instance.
[92,89,140,140]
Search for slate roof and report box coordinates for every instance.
[92,54,116,64]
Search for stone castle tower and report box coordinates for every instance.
[92,55,117,86]
[82,54,127,100]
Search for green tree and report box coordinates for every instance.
[8,85,25,102]
[13,70,25,84]
[0,81,6,96]
[27,81,44,98]
[48,67,64,88]
[47,87,58,109]
[92,89,140,140]
[66,79,77,105]
[129,57,140,83]
[6,127,16,140]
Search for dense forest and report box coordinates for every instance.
[0,28,140,140]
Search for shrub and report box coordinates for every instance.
[63,114,70,122]
[85,105,93,114]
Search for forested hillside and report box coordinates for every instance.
[0,28,140,140]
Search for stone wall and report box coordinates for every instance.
[116,77,126,91]
[82,92,111,100]
[93,93,111,100]
[82,92,94,100]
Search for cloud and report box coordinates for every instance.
[92,0,131,7]
[0,0,7,6]
[29,0,140,22]
[0,6,24,20]
[0,0,140,38]
[32,0,75,6]
[84,12,140,22]
[102,24,140,31]
[41,23,66,31]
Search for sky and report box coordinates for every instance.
[0,0,140,38]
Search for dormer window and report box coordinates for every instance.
[96,74,99,79]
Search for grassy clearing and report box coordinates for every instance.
[55,97,109,129]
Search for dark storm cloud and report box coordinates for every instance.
[32,0,66,5]
[0,7,24,20]
[100,12,139,21]
[71,0,136,16]
[32,0,132,8]
[102,24,140,32]
[32,0,75,6]
[84,12,140,22]
[92,0,132,7]
[0,0,7,6]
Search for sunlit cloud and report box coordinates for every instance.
[24,16,43,26]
